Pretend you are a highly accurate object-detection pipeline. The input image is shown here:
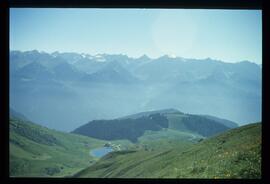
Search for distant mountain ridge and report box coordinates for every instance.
[10,50,261,131]
[80,61,139,84]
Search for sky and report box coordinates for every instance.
[10,8,262,64]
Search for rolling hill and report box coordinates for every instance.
[75,122,261,179]
[9,109,260,179]
[72,109,235,142]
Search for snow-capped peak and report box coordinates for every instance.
[94,54,106,62]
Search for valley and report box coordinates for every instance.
[9,8,262,180]
[9,51,262,179]
[75,122,261,178]
[9,108,261,178]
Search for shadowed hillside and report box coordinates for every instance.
[72,109,233,142]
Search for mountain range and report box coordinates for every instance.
[10,50,261,131]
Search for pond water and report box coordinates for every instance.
[90,147,114,158]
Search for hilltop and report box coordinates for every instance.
[72,109,237,142]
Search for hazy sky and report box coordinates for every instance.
[10,8,262,64]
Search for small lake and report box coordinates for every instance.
[90,147,114,158]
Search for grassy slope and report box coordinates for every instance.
[10,118,107,177]
[9,116,197,177]
[135,128,202,150]
[76,123,261,179]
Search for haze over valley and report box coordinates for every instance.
[10,50,261,131]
